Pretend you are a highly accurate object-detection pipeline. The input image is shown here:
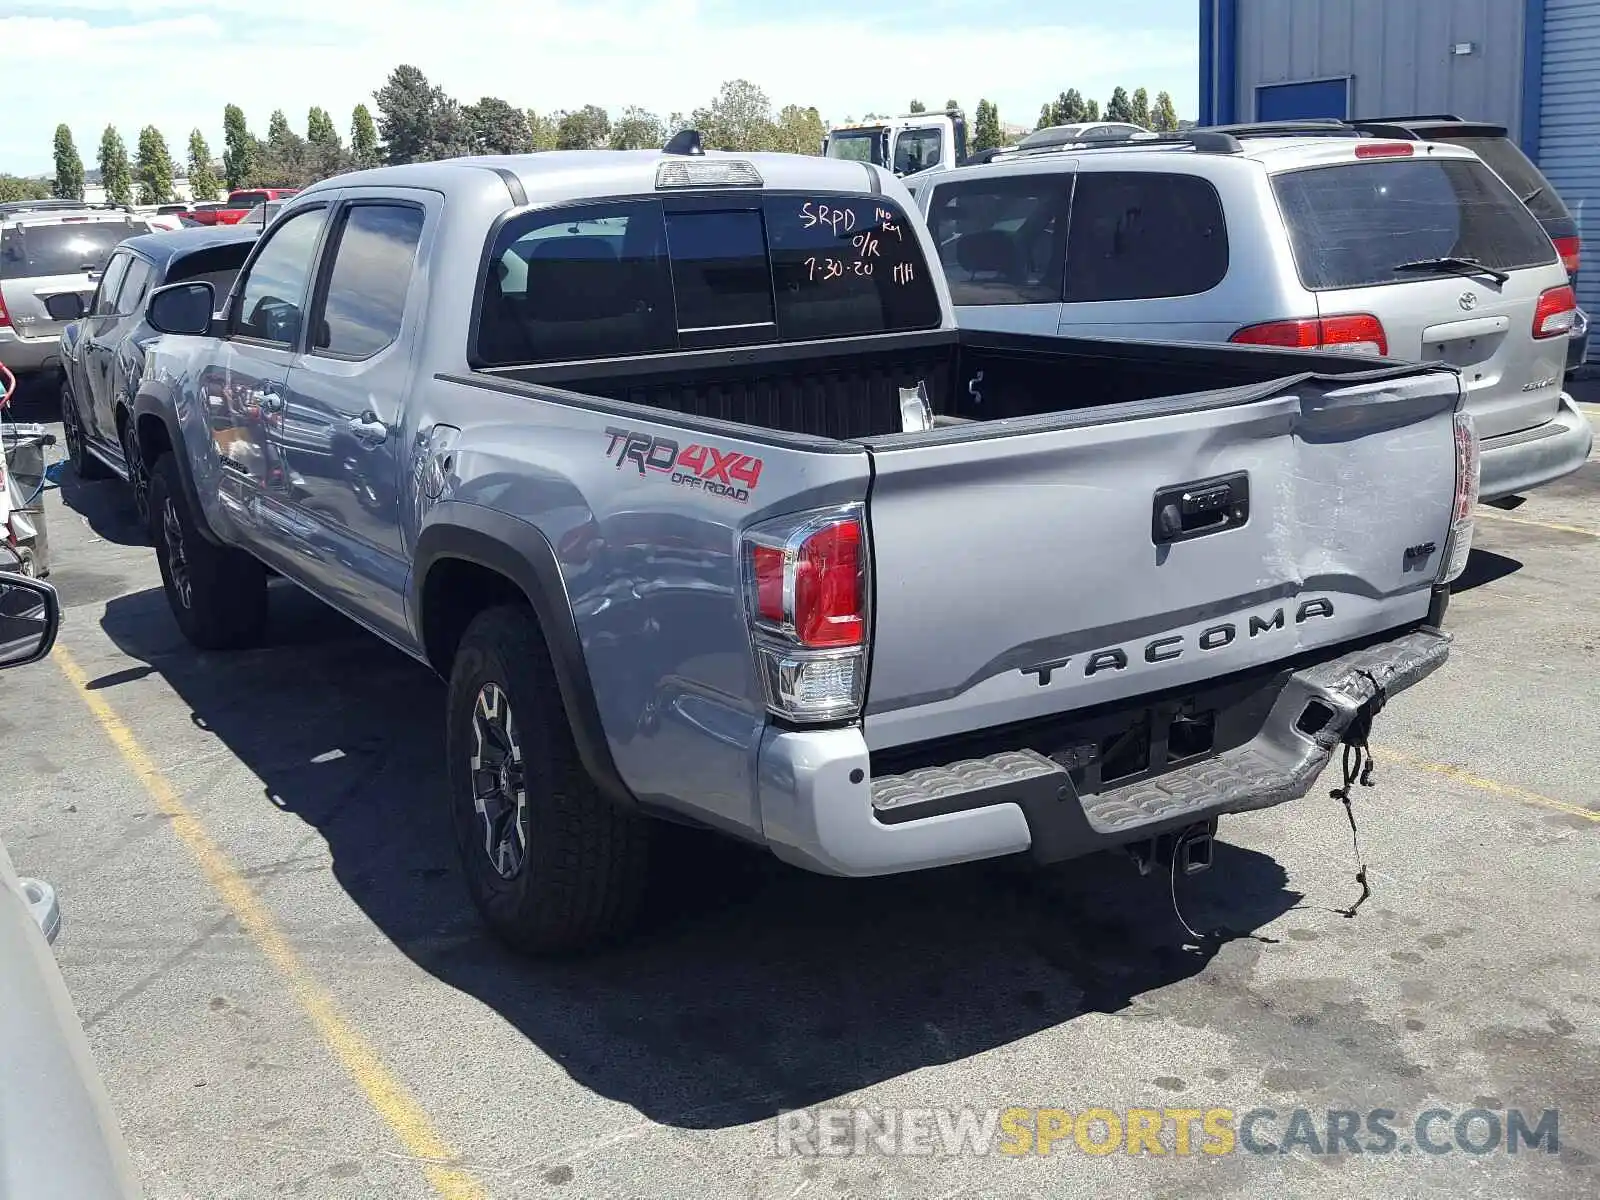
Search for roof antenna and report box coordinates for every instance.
[663,129,705,156]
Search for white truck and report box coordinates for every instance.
[823,109,969,178]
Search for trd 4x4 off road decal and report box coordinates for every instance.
[603,426,764,503]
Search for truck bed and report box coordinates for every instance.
[480,328,1421,442]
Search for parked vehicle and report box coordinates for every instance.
[202,187,299,227]
[825,109,969,177]
[0,568,139,1198]
[909,122,1592,502]
[238,199,287,227]
[0,201,152,379]
[54,224,260,526]
[184,202,228,227]
[1344,114,1589,374]
[129,141,1472,953]
[1003,121,1158,154]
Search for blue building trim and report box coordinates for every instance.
[1199,0,1216,124]
[1520,0,1545,160]
[1217,0,1239,124]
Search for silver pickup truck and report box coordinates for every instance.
[128,141,1478,953]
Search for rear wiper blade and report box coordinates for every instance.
[1392,256,1511,286]
[1521,185,1544,205]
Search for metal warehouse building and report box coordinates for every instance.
[1198,0,1600,346]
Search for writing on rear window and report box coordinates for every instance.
[604,426,763,504]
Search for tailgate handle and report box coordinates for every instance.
[1152,472,1250,545]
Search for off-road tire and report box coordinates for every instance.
[446,604,651,955]
[121,416,151,533]
[61,382,110,480]
[148,454,268,650]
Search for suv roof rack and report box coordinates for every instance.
[1346,116,1509,139]
[0,198,128,218]
[1355,113,1465,124]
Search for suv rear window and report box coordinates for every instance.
[1273,158,1558,291]
[1440,135,1572,224]
[0,220,136,278]
[924,175,1071,305]
[475,194,940,366]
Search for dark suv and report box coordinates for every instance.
[1350,115,1587,373]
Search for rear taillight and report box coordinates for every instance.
[1532,285,1577,339]
[0,292,10,328]
[743,504,868,722]
[1552,235,1581,276]
[1438,410,1480,586]
[1230,314,1388,357]
[1354,142,1414,158]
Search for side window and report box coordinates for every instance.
[923,174,1073,306]
[312,204,425,358]
[117,257,155,317]
[894,129,943,176]
[477,202,675,366]
[92,253,131,316]
[1065,171,1228,302]
[232,207,329,346]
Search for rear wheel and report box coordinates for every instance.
[148,454,268,650]
[120,417,150,532]
[60,382,110,481]
[446,604,651,954]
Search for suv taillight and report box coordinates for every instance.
[1230,314,1388,357]
[1532,285,1577,339]
[0,291,10,328]
[743,504,868,723]
[1552,235,1581,276]
[1438,410,1480,585]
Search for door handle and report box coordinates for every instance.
[255,391,285,414]
[1152,472,1250,546]
[347,412,388,447]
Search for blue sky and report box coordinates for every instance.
[2,0,1198,176]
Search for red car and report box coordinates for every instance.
[189,188,299,226]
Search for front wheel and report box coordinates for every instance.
[60,383,110,481]
[148,454,268,650]
[446,605,651,955]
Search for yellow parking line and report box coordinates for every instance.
[1475,508,1599,538]
[1380,748,1599,824]
[53,646,487,1200]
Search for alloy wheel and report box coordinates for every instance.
[162,497,192,609]
[469,682,528,880]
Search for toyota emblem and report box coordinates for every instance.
[1459,291,1478,311]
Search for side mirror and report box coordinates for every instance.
[147,281,216,337]
[44,293,86,321]
[0,571,60,670]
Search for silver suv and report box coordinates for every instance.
[908,125,1593,501]
[0,201,151,378]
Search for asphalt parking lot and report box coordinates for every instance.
[2,380,1596,1199]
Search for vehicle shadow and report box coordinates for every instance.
[57,472,147,548]
[1452,547,1522,592]
[98,584,1302,1130]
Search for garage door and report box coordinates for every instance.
[1539,0,1600,357]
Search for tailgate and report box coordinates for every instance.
[861,367,1461,749]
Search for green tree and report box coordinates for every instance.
[526,110,560,151]
[1105,87,1133,122]
[0,174,53,204]
[1151,90,1179,133]
[222,104,253,191]
[555,105,611,150]
[374,64,470,164]
[304,106,344,180]
[350,104,379,169]
[187,129,220,201]
[1130,87,1151,128]
[52,125,84,200]
[944,99,961,112]
[465,97,533,154]
[135,126,175,204]
[972,99,1002,152]
[908,99,926,114]
[254,108,307,185]
[609,106,666,150]
[1054,89,1087,124]
[1084,98,1101,121]
[98,125,133,206]
[1035,103,1054,131]
[772,104,827,155]
[691,79,776,151]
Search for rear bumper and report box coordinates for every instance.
[1566,309,1589,375]
[756,625,1451,876]
[1478,392,1594,502]
[0,330,61,375]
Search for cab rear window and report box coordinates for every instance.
[473,194,940,367]
[1272,158,1557,291]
